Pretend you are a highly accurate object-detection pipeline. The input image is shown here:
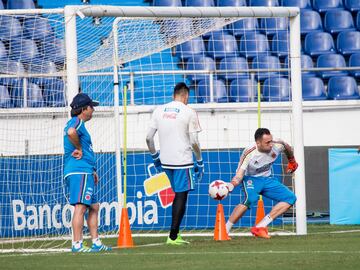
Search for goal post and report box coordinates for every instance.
[0,5,307,252]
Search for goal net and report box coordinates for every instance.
[0,5,306,252]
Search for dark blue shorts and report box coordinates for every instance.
[164,168,195,192]
[66,174,97,206]
[240,176,296,208]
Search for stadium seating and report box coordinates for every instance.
[357,12,360,30]
[0,1,3,9]
[239,32,270,58]
[248,0,279,6]
[184,0,215,6]
[262,77,290,101]
[218,56,249,81]
[7,0,35,9]
[43,79,66,107]
[0,61,25,88]
[23,16,54,41]
[196,79,228,103]
[42,38,66,64]
[312,0,344,13]
[153,0,182,6]
[11,82,44,108]
[327,76,359,100]
[300,10,323,35]
[0,41,7,60]
[349,53,360,78]
[324,10,355,34]
[0,85,12,108]
[9,39,39,63]
[281,0,312,9]
[304,32,336,56]
[28,60,58,86]
[301,77,327,100]
[217,0,246,6]
[175,37,205,60]
[316,54,348,78]
[207,33,238,59]
[0,16,22,41]
[229,78,258,102]
[271,32,289,57]
[228,18,259,37]
[260,17,288,36]
[344,0,360,12]
[252,55,281,80]
[337,31,360,55]
[284,54,316,77]
[186,56,216,82]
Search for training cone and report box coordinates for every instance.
[255,196,265,225]
[214,203,230,241]
[117,207,134,248]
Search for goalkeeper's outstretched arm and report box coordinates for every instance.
[146,127,157,154]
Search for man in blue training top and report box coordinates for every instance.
[64,93,111,253]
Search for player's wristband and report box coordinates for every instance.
[151,151,160,160]
[196,159,204,167]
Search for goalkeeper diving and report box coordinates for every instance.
[226,128,298,238]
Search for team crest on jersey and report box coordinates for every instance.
[85,194,91,200]
[247,180,253,186]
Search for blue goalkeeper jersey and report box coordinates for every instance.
[63,116,96,178]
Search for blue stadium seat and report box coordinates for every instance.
[357,12,360,30]
[324,10,355,34]
[218,56,249,81]
[217,0,246,6]
[300,10,323,35]
[312,0,344,13]
[284,54,316,77]
[248,0,279,6]
[175,37,205,60]
[184,0,215,6]
[207,33,238,59]
[344,0,360,12]
[349,53,360,78]
[196,79,228,103]
[43,79,66,107]
[0,1,3,9]
[252,55,281,80]
[0,41,7,60]
[186,56,216,82]
[0,16,22,41]
[23,17,53,41]
[7,0,35,9]
[28,60,58,86]
[153,0,182,6]
[0,61,25,88]
[260,17,288,36]
[202,29,228,40]
[228,18,259,37]
[304,32,336,56]
[229,78,258,102]
[262,77,290,101]
[327,76,359,100]
[11,82,44,108]
[0,85,12,108]
[271,32,289,57]
[281,0,312,9]
[9,39,39,63]
[301,77,327,100]
[337,31,360,55]
[316,54,348,78]
[239,32,270,58]
[42,38,66,64]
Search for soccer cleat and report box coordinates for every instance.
[71,243,92,253]
[251,226,271,239]
[175,235,190,244]
[166,235,190,245]
[90,243,112,252]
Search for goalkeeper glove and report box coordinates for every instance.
[151,151,163,173]
[286,157,298,173]
[193,159,204,182]
[226,182,234,193]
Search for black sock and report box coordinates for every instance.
[169,191,188,240]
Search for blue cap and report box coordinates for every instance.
[70,93,99,109]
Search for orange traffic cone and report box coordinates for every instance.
[117,207,134,248]
[214,203,230,241]
[255,196,265,225]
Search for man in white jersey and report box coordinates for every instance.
[146,82,203,245]
[226,128,298,239]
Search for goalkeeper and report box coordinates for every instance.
[146,82,203,245]
[226,128,298,239]
[63,93,111,252]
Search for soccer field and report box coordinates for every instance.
[1,224,359,270]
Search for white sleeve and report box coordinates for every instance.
[149,108,158,130]
[188,109,202,134]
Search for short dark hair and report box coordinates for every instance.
[71,107,87,117]
[254,128,271,141]
[173,82,189,96]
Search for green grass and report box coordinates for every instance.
[1,224,360,270]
